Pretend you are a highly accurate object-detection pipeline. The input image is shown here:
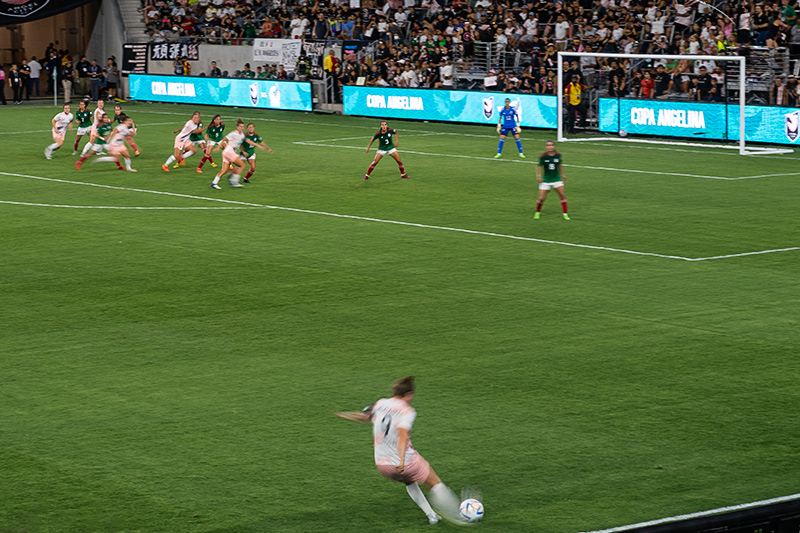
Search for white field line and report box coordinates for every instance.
[0,122,184,135]
[583,493,800,533]
[588,141,800,160]
[732,172,800,179]
[2,171,796,262]
[295,141,732,180]
[0,200,257,210]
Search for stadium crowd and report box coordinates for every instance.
[140,0,799,104]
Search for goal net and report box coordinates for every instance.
[556,51,792,156]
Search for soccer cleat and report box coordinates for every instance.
[44,148,52,160]
[563,213,571,221]
[173,162,181,169]
[127,168,137,172]
[134,151,141,157]
[162,164,169,172]
[72,150,78,155]
[519,153,526,158]
[534,212,540,220]
[75,161,82,170]
[196,168,203,174]
[210,162,217,168]
[493,153,501,159]
[242,178,250,183]
[229,180,244,188]
[211,183,222,190]
[178,158,185,167]
[364,174,370,180]
[427,513,442,525]
[401,174,410,179]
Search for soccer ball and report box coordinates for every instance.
[459,499,484,523]
[618,129,628,138]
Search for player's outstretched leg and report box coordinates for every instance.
[405,483,439,524]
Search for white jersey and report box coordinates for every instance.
[53,112,74,132]
[223,130,246,153]
[177,119,197,142]
[93,107,106,126]
[110,124,131,147]
[367,397,418,466]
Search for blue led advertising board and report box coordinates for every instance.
[129,74,312,112]
[343,86,558,129]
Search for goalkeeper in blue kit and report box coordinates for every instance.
[494,98,525,159]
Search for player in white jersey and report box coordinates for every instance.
[79,100,107,158]
[210,118,264,190]
[95,115,137,172]
[336,376,467,526]
[45,104,74,159]
[162,111,201,172]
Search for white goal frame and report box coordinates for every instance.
[557,51,793,156]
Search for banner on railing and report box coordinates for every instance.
[599,98,800,145]
[150,43,200,62]
[0,0,92,27]
[344,86,558,129]
[129,74,312,112]
[253,39,302,71]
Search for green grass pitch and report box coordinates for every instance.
[1,102,799,533]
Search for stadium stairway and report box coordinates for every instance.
[118,0,149,43]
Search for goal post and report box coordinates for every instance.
[556,51,793,156]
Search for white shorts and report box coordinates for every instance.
[92,143,106,154]
[245,153,256,160]
[206,140,219,148]
[377,148,397,155]
[193,139,205,146]
[77,126,92,136]
[539,181,564,191]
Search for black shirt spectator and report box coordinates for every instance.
[696,66,711,100]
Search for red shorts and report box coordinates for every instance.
[376,454,431,485]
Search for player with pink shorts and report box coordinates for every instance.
[210,118,264,190]
[44,104,74,159]
[336,376,468,526]
[162,111,201,172]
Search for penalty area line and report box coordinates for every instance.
[583,492,800,533]
[294,142,731,180]
[2,171,796,262]
[0,200,258,210]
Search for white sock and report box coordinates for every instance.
[212,175,221,184]
[429,483,462,523]
[124,157,131,170]
[95,156,114,163]
[48,143,59,152]
[81,142,92,156]
[182,150,196,160]
[230,173,240,184]
[165,155,176,166]
[405,483,435,517]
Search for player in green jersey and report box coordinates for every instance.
[197,114,224,173]
[535,140,569,220]
[75,115,113,169]
[181,120,207,168]
[72,100,93,155]
[240,122,273,183]
[364,120,409,180]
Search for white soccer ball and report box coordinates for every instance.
[459,499,484,523]
[619,129,628,138]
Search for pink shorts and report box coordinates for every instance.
[222,149,239,164]
[90,124,98,137]
[52,129,65,142]
[174,137,192,151]
[376,454,431,485]
[109,144,126,156]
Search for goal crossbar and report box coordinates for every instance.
[556,51,793,156]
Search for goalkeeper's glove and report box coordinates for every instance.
[496,125,501,134]
[515,126,521,134]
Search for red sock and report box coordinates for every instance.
[398,163,405,175]
[130,141,139,151]
[74,139,79,151]
[198,156,207,169]
[561,199,568,214]
[208,155,214,164]
[366,163,376,176]
[78,155,88,163]
[536,200,543,213]
[245,170,254,179]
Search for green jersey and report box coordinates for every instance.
[257,72,268,79]
[207,123,225,142]
[242,70,255,79]
[189,122,204,142]
[539,151,563,182]
[241,133,262,157]
[76,109,93,128]
[373,129,396,151]
[95,123,112,145]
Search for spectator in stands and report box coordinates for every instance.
[87,59,101,102]
[770,76,788,104]
[105,58,119,101]
[209,61,222,78]
[28,56,41,97]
